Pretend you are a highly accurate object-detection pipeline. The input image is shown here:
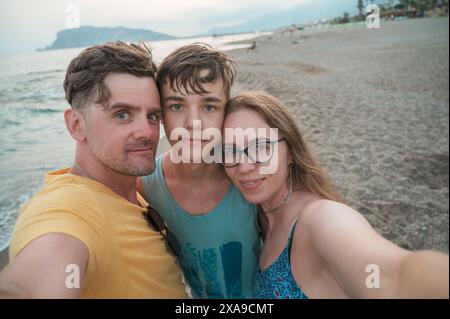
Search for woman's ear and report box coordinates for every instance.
[64,108,86,141]
[288,151,293,166]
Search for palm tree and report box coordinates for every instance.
[399,0,410,8]
[340,11,351,23]
[358,0,365,17]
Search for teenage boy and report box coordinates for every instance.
[138,44,260,299]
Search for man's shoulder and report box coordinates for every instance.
[33,178,100,206]
[10,177,109,264]
[20,178,105,222]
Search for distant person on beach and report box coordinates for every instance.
[137,43,261,298]
[0,41,187,298]
[247,41,257,52]
[222,91,449,299]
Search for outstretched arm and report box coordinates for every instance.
[395,250,448,298]
[307,200,449,298]
[0,233,88,298]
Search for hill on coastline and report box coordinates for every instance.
[39,25,176,51]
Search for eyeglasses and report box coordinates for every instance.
[143,205,181,256]
[221,138,285,168]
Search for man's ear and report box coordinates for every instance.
[64,108,86,141]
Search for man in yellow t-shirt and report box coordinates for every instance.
[0,42,187,298]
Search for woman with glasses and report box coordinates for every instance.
[222,91,449,299]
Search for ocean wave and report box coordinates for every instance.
[0,107,62,126]
[29,108,64,114]
[17,92,65,103]
[0,186,43,249]
[26,69,65,76]
[0,118,20,129]
[0,148,18,156]
[24,107,62,114]
[0,103,64,116]
[24,75,57,85]
[1,82,64,104]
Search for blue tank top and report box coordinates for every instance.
[141,155,261,299]
[253,221,308,299]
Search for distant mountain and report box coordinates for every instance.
[206,1,359,35]
[40,25,176,51]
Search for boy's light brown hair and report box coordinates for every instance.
[64,41,157,110]
[156,43,236,99]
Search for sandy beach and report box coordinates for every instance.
[229,17,449,252]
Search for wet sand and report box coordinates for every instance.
[229,17,449,252]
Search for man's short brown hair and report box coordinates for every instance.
[157,43,236,99]
[64,41,157,110]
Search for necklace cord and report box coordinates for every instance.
[265,164,293,214]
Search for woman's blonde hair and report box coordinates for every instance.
[226,91,341,202]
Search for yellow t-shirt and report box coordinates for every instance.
[9,168,187,298]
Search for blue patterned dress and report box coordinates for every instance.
[253,221,308,299]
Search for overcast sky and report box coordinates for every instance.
[0,0,360,55]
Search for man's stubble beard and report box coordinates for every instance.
[86,138,157,177]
